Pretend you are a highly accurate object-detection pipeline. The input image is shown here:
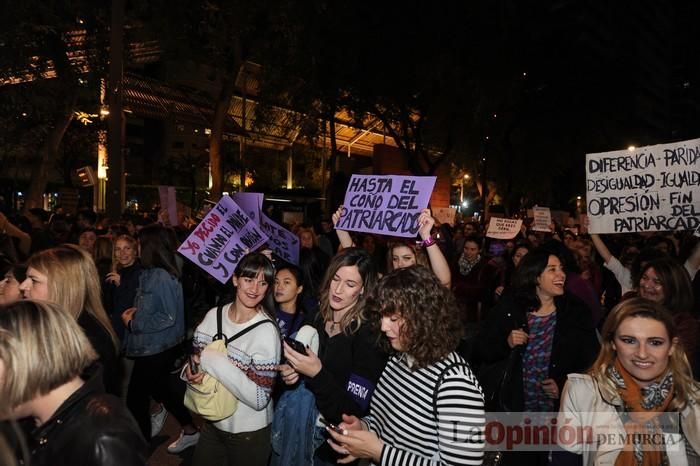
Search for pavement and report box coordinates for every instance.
[146,410,198,466]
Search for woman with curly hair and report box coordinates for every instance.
[558,297,700,465]
[325,266,484,465]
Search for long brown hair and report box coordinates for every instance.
[590,297,699,410]
[386,239,429,272]
[318,248,377,335]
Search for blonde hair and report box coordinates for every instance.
[112,234,138,271]
[297,226,319,248]
[590,297,700,410]
[0,300,97,410]
[26,245,118,348]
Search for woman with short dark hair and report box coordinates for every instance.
[475,248,599,464]
[186,252,281,466]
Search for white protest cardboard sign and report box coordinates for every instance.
[531,206,552,232]
[337,174,437,238]
[158,186,178,226]
[486,217,523,240]
[433,207,456,226]
[586,138,700,234]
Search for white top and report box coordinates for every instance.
[603,256,633,295]
[194,303,281,434]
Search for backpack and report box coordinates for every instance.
[184,303,276,421]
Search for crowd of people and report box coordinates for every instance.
[0,203,699,466]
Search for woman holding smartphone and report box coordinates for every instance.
[280,248,387,465]
[326,266,485,465]
[186,252,281,466]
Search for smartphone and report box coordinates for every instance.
[284,337,308,355]
[320,418,345,435]
[189,354,200,374]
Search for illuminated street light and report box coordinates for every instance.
[627,145,636,151]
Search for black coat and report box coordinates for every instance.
[29,367,147,466]
[475,290,599,411]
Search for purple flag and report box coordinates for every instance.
[177,196,269,284]
[337,175,436,237]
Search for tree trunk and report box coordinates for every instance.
[24,100,76,211]
[209,74,237,201]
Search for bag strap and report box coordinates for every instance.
[225,319,276,345]
[432,361,471,422]
[213,302,226,341]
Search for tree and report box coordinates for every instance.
[0,1,109,210]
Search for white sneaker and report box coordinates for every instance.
[150,407,168,437]
[167,430,200,454]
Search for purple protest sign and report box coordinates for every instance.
[260,213,300,265]
[337,175,437,237]
[177,196,269,284]
[231,192,263,224]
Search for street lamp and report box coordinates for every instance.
[460,173,470,209]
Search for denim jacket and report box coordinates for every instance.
[124,268,185,357]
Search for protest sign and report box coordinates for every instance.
[231,192,263,224]
[260,213,300,265]
[586,138,700,234]
[158,186,178,226]
[531,206,552,232]
[336,174,436,238]
[433,207,456,226]
[486,217,523,240]
[177,196,269,284]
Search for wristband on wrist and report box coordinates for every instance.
[417,236,436,248]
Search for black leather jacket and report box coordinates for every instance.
[28,366,147,466]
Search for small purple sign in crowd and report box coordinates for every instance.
[260,213,300,265]
[231,192,263,224]
[337,174,436,237]
[178,196,269,284]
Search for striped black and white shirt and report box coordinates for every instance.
[364,352,485,466]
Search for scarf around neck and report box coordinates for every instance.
[609,358,674,466]
[458,253,481,276]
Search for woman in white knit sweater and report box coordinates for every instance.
[186,253,281,466]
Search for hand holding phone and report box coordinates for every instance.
[284,337,308,355]
[320,417,345,435]
[189,354,200,374]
